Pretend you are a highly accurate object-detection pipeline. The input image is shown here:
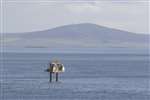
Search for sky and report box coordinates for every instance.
[1,0,149,34]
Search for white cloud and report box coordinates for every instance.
[66,3,101,13]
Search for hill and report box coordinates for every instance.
[4,23,149,48]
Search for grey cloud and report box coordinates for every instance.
[1,0,149,34]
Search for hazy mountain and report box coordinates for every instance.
[3,23,149,48]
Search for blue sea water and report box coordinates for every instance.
[0,50,150,100]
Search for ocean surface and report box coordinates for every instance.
[0,50,150,100]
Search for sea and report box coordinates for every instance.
[0,48,150,100]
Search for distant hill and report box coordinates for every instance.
[3,23,149,48]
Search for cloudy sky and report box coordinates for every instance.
[1,0,149,34]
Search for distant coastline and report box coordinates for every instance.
[25,46,48,48]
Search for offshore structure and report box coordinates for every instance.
[46,60,65,82]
